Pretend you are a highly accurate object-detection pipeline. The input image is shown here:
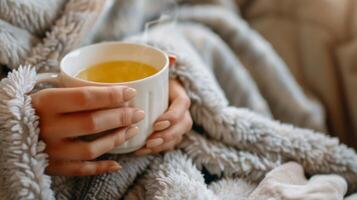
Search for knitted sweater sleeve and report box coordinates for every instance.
[0,66,54,200]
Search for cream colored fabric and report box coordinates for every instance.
[241,0,357,148]
[249,162,348,200]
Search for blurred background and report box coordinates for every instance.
[237,0,357,148]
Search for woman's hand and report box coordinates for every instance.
[31,86,144,176]
[135,79,192,155]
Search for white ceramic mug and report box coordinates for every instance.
[37,42,170,154]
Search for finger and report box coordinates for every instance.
[136,140,177,155]
[153,80,190,131]
[147,133,183,154]
[135,134,183,156]
[153,120,171,132]
[151,140,177,153]
[134,148,152,156]
[43,108,144,139]
[46,160,121,176]
[47,126,139,160]
[144,124,184,150]
[154,98,189,129]
[149,112,192,142]
[33,86,136,113]
[169,79,190,103]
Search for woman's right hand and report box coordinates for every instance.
[31,86,145,176]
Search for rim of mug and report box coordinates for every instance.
[60,41,169,85]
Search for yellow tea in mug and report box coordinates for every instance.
[76,60,158,83]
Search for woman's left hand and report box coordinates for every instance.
[135,79,192,155]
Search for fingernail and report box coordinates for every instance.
[123,88,137,101]
[132,110,145,123]
[154,120,171,131]
[109,164,121,172]
[126,126,139,139]
[135,149,152,155]
[146,138,164,148]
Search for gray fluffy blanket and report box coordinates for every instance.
[0,0,357,199]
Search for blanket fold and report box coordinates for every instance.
[177,5,326,132]
[132,23,357,192]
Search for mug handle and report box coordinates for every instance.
[169,55,176,68]
[36,73,61,85]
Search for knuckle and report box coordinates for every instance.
[77,89,92,107]
[118,108,133,126]
[107,87,124,106]
[109,139,118,150]
[114,131,126,146]
[84,113,99,132]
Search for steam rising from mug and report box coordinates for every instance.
[143,0,178,44]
